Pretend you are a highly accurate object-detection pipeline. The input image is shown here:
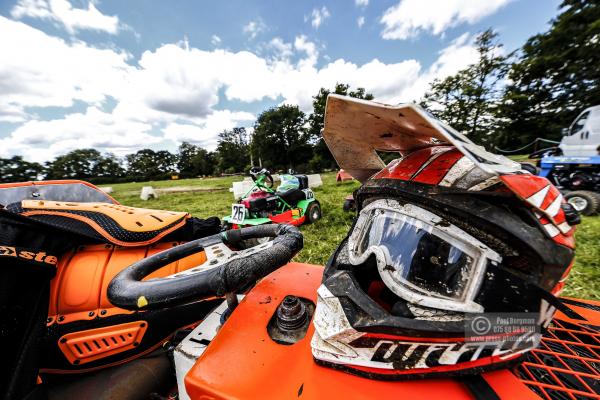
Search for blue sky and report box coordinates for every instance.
[0,0,561,162]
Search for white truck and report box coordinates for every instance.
[536,105,600,215]
[559,105,600,156]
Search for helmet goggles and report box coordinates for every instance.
[348,199,502,313]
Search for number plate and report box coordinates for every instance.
[231,204,246,224]
[302,189,314,199]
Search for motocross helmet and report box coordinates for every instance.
[311,95,579,380]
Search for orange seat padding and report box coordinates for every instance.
[21,200,188,232]
[18,200,190,247]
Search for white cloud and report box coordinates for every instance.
[0,16,132,121]
[11,0,120,34]
[0,106,160,161]
[268,37,293,60]
[380,0,511,40]
[0,16,479,161]
[294,35,319,68]
[395,33,479,102]
[357,16,365,28]
[243,18,267,40]
[163,110,255,149]
[355,0,369,7]
[126,32,477,112]
[211,34,221,46]
[131,43,223,118]
[0,104,29,123]
[308,6,330,29]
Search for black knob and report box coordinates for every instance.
[276,296,307,331]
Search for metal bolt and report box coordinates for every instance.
[276,295,307,331]
[100,310,107,316]
[88,311,95,317]
[58,316,64,322]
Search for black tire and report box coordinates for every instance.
[590,191,600,213]
[564,191,600,216]
[343,199,355,212]
[305,201,322,224]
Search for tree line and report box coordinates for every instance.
[1,0,597,183]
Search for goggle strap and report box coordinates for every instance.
[496,267,587,321]
[534,284,586,321]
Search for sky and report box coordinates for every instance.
[0,0,562,163]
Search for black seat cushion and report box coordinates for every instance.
[277,188,306,205]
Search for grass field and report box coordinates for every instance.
[107,172,599,300]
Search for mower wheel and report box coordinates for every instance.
[343,198,356,212]
[564,191,600,216]
[305,201,322,224]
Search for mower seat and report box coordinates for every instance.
[277,188,306,205]
[275,174,309,205]
[294,174,309,190]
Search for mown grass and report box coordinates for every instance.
[106,173,599,300]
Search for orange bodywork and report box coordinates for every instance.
[184,263,539,400]
[57,321,148,365]
[48,243,207,325]
[268,209,305,226]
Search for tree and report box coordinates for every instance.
[215,128,249,173]
[92,153,125,180]
[421,29,509,146]
[496,0,600,150]
[0,156,45,183]
[308,83,374,170]
[126,149,177,180]
[177,142,215,177]
[252,105,311,171]
[46,149,106,180]
[45,149,126,182]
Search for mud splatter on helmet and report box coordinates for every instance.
[311,95,579,379]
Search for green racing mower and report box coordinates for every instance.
[222,167,322,231]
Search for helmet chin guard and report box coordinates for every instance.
[312,95,578,380]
